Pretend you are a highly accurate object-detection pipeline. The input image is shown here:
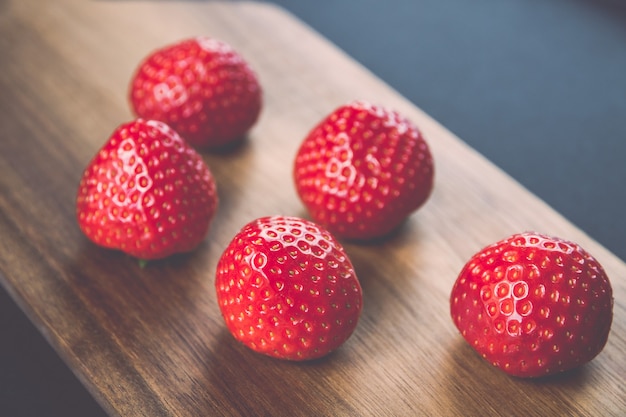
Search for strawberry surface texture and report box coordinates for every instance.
[76,119,218,260]
[215,216,363,360]
[294,101,434,240]
[129,36,262,149]
[450,232,613,378]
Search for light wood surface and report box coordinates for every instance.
[1,1,624,416]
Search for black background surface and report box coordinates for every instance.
[1,1,624,415]
[272,0,626,263]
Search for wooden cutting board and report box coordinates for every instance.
[1,0,624,415]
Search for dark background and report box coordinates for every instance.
[274,0,626,263]
[1,1,624,415]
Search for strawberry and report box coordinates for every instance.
[129,36,262,149]
[76,119,218,260]
[215,216,363,360]
[293,100,434,240]
[450,232,613,378]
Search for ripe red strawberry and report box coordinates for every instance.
[293,100,434,240]
[215,216,363,360]
[76,119,218,260]
[450,232,613,378]
[129,36,262,149]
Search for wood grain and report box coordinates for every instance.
[0,0,624,416]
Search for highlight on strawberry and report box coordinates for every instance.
[76,118,218,260]
[450,232,613,378]
[293,100,434,241]
[129,36,262,149]
[215,215,363,361]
